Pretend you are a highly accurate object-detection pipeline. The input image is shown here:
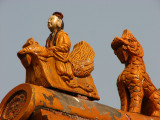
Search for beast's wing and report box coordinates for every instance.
[69,41,95,77]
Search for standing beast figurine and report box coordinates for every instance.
[111,29,160,117]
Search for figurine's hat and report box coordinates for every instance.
[53,12,63,19]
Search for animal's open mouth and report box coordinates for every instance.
[111,37,129,63]
[17,50,26,60]
[111,37,125,51]
[17,53,23,59]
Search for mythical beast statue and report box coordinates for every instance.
[111,29,160,117]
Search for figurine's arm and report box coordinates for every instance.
[48,33,71,62]
[127,76,144,113]
[48,33,71,53]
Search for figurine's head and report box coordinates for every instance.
[48,12,64,32]
[111,29,144,64]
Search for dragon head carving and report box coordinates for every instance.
[17,38,52,68]
[17,38,44,57]
[111,29,144,63]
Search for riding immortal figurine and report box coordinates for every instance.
[17,12,99,100]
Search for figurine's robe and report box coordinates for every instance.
[45,30,73,79]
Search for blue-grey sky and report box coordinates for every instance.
[0,0,160,109]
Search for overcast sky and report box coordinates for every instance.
[0,0,160,109]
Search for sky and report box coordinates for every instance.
[0,0,160,109]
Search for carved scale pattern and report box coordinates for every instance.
[70,41,95,77]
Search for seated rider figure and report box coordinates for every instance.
[46,12,73,81]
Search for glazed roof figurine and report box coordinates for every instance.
[17,12,99,100]
[111,29,160,117]
[1,15,160,119]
